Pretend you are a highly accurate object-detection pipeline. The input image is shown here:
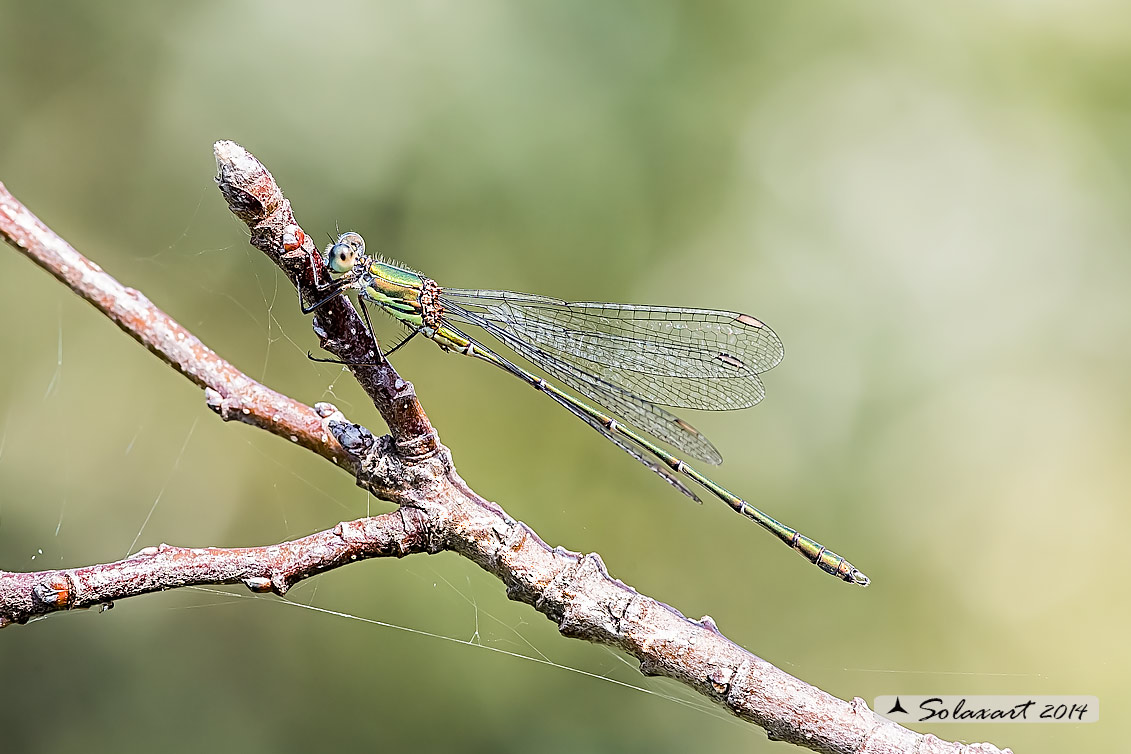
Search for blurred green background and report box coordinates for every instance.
[1,2,1126,751]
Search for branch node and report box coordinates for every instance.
[313,401,338,418]
[725,658,761,714]
[281,224,306,253]
[394,429,442,462]
[707,664,735,695]
[697,614,723,635]
[204,387,232,419]
[214,140,286,222]
[243,577,274,594]
[604,594,630,635]
[203,388,262,427]
[541,552,635,641]
[500,520,529,549]
[327,417,376,456]
[32,574,73,608]
[334,519,370,544]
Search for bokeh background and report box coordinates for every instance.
[1,2,1126,751]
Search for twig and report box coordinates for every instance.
[212,142,438,459]
[0,148,1011,754]
[0,512,434,622]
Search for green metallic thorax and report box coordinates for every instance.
[361,261,426,327]
[360,260,467,350]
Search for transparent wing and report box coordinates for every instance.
[439,323,702,501]
[442,288,783,411]
[443,298,725,465]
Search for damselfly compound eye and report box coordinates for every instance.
[325,231,365,274]
[326,243,354,273]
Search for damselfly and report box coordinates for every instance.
[298,231,868,586]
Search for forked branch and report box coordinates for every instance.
[0,144,1010,754]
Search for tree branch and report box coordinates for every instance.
[0,511,435,622]
[0,148,1011,754]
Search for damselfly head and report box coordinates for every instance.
[325,231,365,274]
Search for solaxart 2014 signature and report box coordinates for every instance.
[874,695,1098,724]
